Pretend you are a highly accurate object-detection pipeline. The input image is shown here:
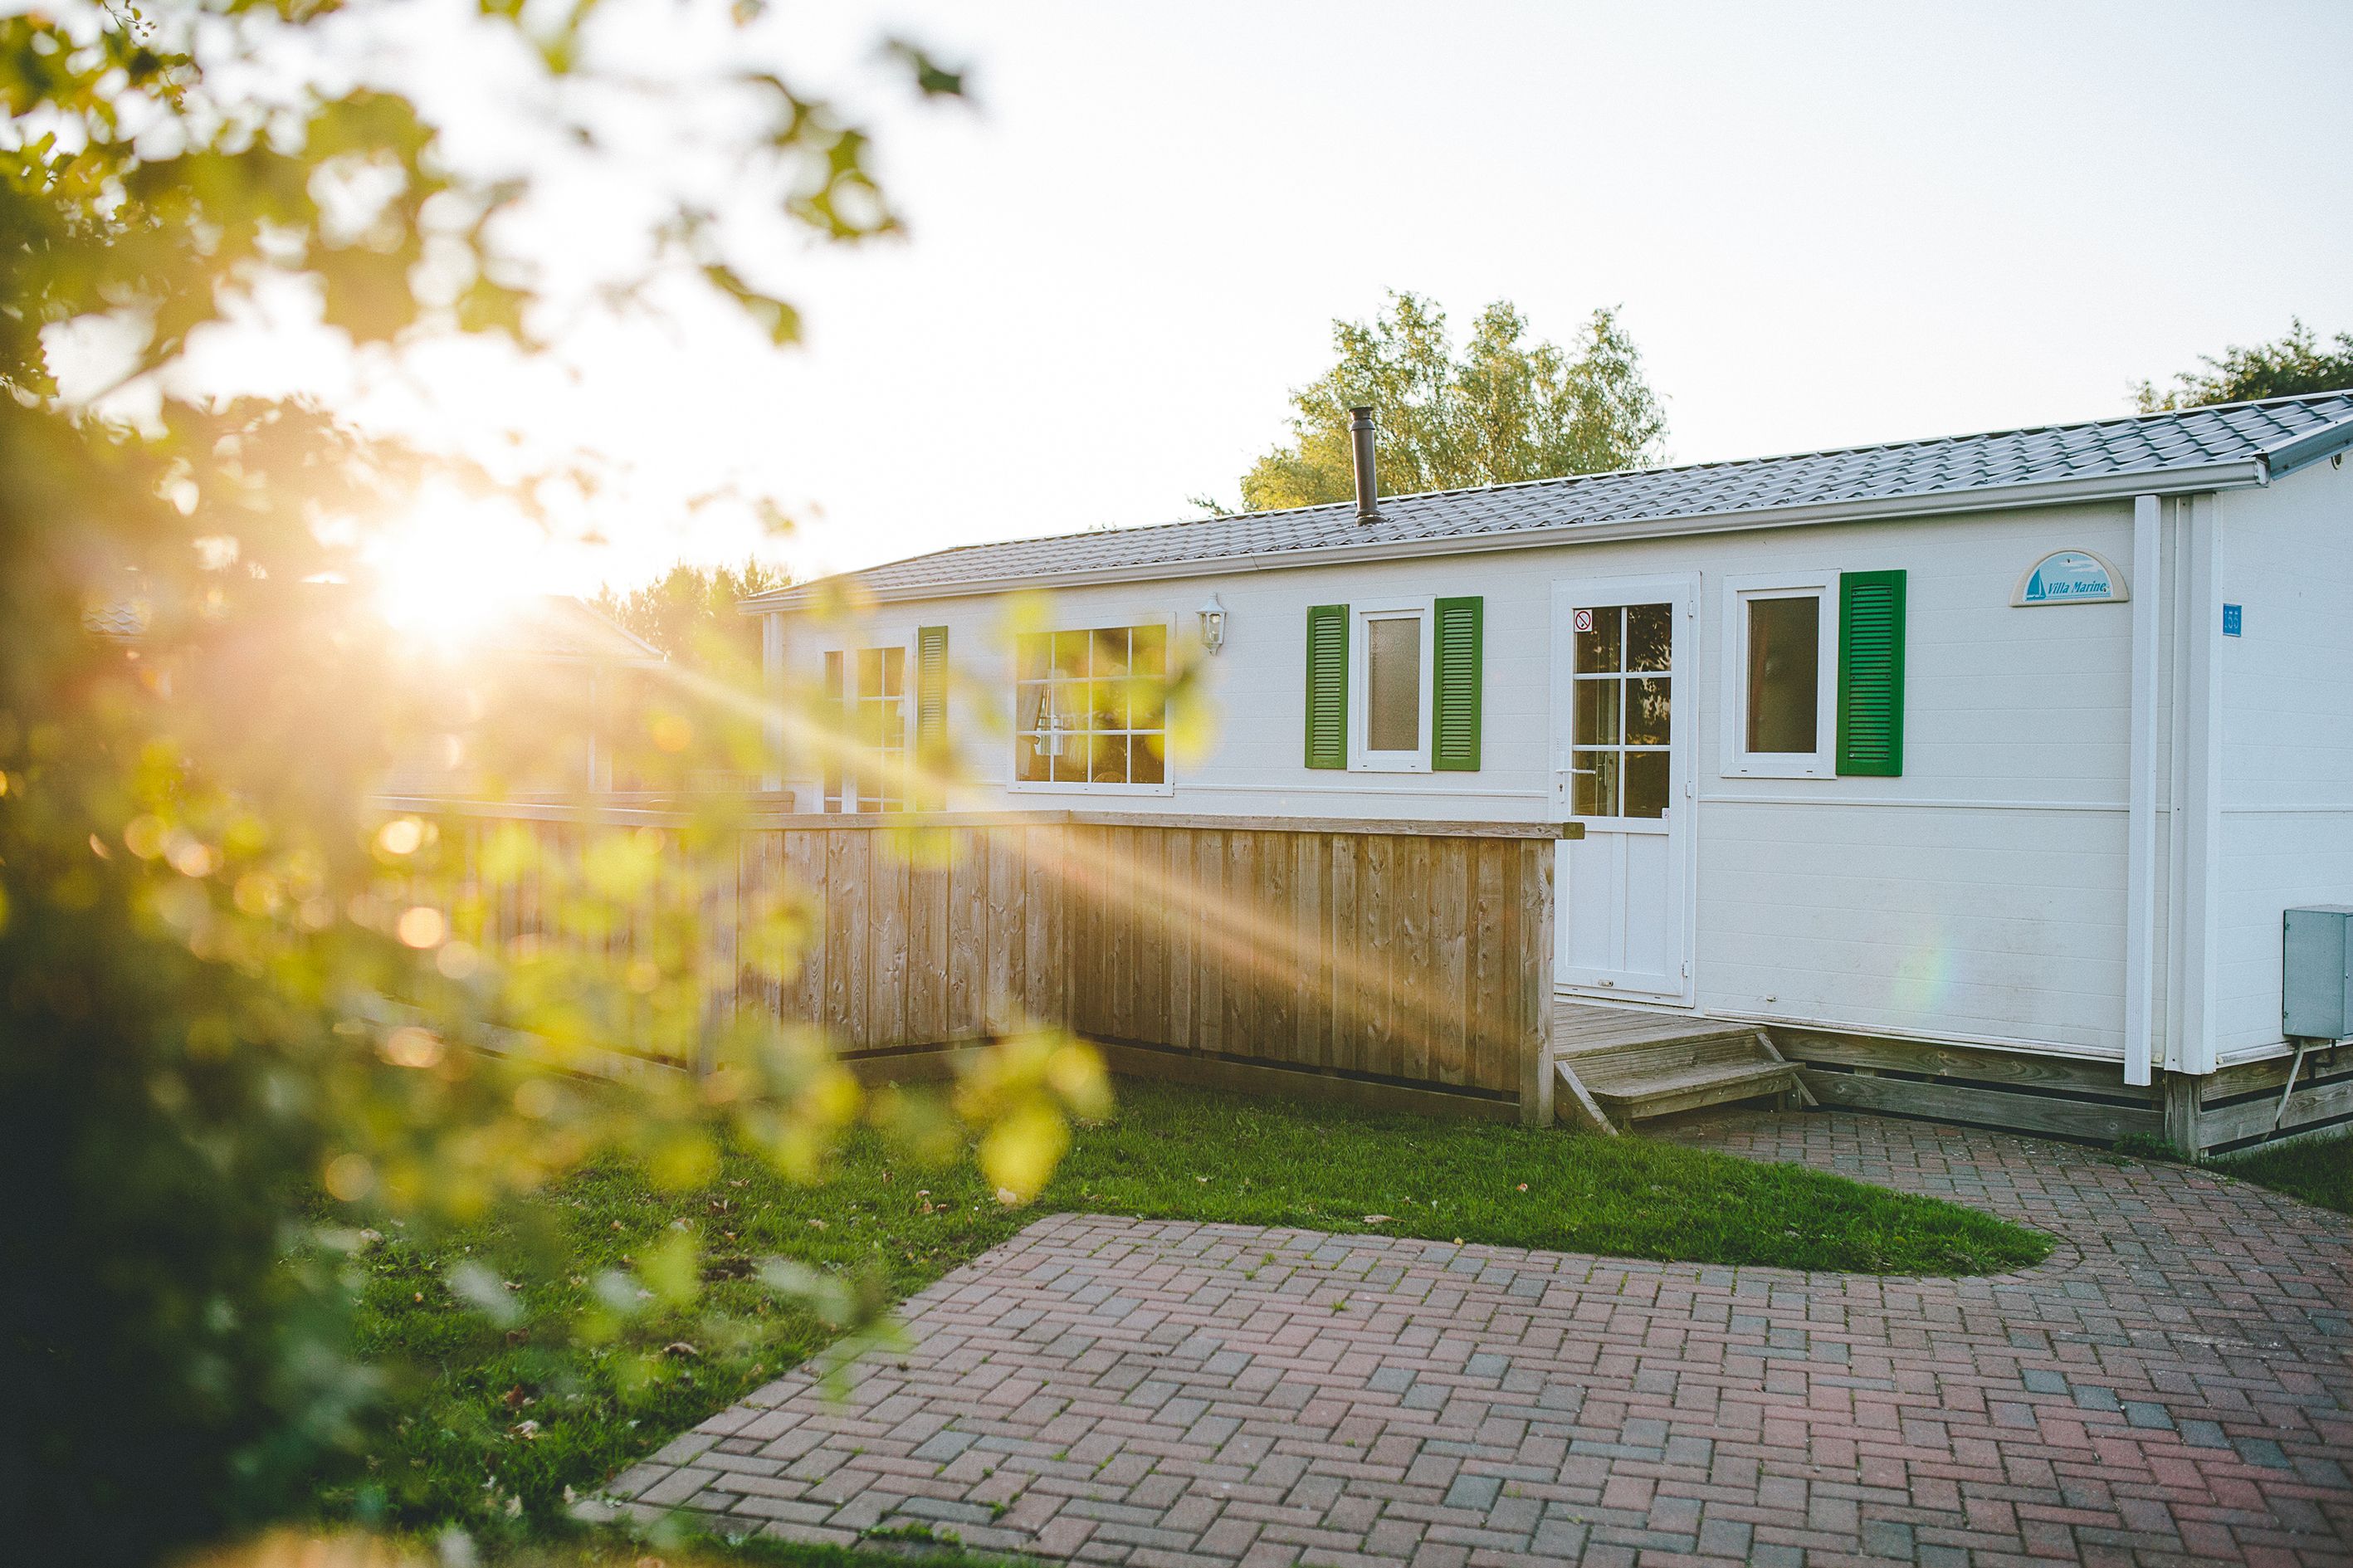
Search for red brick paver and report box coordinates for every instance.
[593,1113,2353,1564]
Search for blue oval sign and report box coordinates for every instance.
[2014,550,2124,606]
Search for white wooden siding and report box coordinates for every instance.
[773,497,2149,1058]
[2212,459,2353,1059]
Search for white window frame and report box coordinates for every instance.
[1720,574,1838,779]
[1350,598,1435,774]
[821,643,909,812]
[1005,613,1179,798]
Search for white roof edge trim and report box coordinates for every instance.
[740,458,2263,613]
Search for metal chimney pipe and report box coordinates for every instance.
[1349,405,1380,524]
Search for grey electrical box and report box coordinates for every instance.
[2283,906,2353,1040]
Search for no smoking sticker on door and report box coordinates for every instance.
[1573,608,1594,633]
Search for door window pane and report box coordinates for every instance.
[1572,750,1618,817]
[1365,616,1422,752]
[1574,607,1623,673]
[1623,750,1670,818]
[1624,677,1672,746]
[1574,677,1620,746]
[1626,603,1672,672]
[1745,595,1820,754]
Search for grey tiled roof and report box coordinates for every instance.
[759,393,2353,604]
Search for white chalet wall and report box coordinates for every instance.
[2212,458,2353,1060]
[769,496,2144,1058]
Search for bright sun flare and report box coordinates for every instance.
[369,492,559,648]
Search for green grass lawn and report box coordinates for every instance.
[2217,1132,2353,1216]
[335,1080,2048,1546]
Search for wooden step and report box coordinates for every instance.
[1565,1028,1773,1082]
[1584,1058,1798,1121]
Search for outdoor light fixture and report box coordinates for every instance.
[1198,593,1228,653]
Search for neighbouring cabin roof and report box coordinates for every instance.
[744,390,2353,609]
[481,595,667,666]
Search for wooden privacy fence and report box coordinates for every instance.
[389,800,1570,1124]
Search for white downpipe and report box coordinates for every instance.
[2180,496,2224,1078]
[2123,496,2160,1087]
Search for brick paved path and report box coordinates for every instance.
[595,1113,2353,1564]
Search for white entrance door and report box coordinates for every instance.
[1550,577,1696,1003]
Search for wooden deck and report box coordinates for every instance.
[1554,999,1726,1057]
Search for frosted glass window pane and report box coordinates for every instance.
[1745,596,1820,754]
[1366,617,1421,752]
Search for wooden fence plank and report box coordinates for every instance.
[1397,834,1432,1082]
[984,829,1022,1033]
[1470,839,1508,1094]
[1223,830,1257,1056]
[1167,830,1196,1052]
[1295,833,1327,1069]
[1106,827,1135,1042]
[1196,829,1224,1058]
[1360,834,1394,1080]
[947,830,984,1038]
[1433,837,1468,1087]
[1328,835,1357,1070]
[1261,831,1296,1062]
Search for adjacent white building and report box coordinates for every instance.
[745,393,2353,1143]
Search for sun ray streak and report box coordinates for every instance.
[624,658,1508,1068]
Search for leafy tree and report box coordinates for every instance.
[0,5,1096,1564]
[1229,292,1667,513]
[596,558,793,668]
[2134,318,2353,411]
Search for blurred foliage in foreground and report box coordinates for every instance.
[0,4,1101,1566]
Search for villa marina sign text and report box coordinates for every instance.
[2012,550,2125,606]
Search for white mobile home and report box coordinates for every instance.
[745,394,2353,1150]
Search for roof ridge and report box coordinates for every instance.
[746,389,2353,604]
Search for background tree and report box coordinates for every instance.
[1228,292,1667,513]
[596,558,793,668]
[2134,318,2353,411]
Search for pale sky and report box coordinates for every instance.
[153,0,2353,595]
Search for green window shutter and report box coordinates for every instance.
[914,625,948,807]
[1837,570,1906,776]
[1304,603,1349,769]
[1431,595,1483,771]
[915,626,949,752]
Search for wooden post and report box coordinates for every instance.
[2161,1071,2203,1155]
